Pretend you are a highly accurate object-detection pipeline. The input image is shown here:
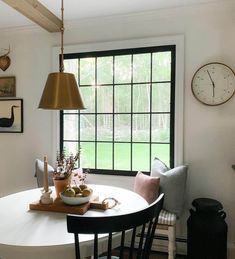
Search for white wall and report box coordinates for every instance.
[0,30,54,195]
[0,1,235,256]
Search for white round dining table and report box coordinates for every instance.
[0,184,148,259]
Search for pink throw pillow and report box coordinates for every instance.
[134,171,160,204]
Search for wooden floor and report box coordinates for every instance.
[148,252,186,258]
[110,248,187,258]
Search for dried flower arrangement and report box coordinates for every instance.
[53,150,80,180]
[73,168,90,185]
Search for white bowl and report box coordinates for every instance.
[60,191,92,205]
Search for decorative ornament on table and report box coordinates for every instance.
[53,149,80,198]
[40,156,53,204]
[0,46,11,71]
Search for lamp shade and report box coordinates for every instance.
[38,72,85,110]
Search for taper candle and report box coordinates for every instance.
[44,156,49,192]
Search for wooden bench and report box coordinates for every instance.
[156,209,177,259]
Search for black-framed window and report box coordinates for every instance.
[60,45,175,176]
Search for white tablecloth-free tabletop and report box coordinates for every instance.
[0,184,148,259]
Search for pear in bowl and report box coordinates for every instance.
[60,186,93,205]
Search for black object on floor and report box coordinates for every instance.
[187,198,228,259]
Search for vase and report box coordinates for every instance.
[53,177,71,198]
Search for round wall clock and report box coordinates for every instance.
[191,62,235,106]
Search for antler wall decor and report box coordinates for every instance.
[0,46,11,71]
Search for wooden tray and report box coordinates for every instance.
[29,196,109,215]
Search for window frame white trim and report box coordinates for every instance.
[52,35,185,167]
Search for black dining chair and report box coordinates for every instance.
[67,193,164,259]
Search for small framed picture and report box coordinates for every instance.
[0,76,16,97]
[0,99,23,133]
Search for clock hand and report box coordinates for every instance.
[207,70,215,97]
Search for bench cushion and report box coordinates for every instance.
[158,209,176,226]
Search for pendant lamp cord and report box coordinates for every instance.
[60,0,64,73]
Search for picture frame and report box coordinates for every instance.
[0,76,16,97]
[0,98,23,133]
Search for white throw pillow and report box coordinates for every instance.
[151,158,188,217]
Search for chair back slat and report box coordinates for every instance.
[119,230,125,259]
[75,234,81,259]
[107,233,112,259]
[67,193,164,259]
[136,224,146,259]
[129,227,136,259]
[94,233,98,259]
[143,220,153,258]
[148,216,159,251]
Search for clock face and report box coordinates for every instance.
[191,62,235,106]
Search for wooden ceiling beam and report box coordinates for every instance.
[2,0,62,32]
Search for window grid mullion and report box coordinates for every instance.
[170,48,176,168]
[79,80,171,87]
[65,111,171,115]
[112,56,115,171]
[64,140,169,145]
[130,54,134,172]
[78,58,81,168]
[95,57,98,169]
[149,52,153,172]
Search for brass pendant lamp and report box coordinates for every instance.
[38,0,85,110]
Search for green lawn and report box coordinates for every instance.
[78,142,170,172]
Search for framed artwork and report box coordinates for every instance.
[0,99,23,133]
[0,76,16,97]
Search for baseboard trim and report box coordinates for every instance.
[228,243,235,259]
[133,233,187,255]
[153,235,235,258]
[152,235,187,255]
[154,234,187,243]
